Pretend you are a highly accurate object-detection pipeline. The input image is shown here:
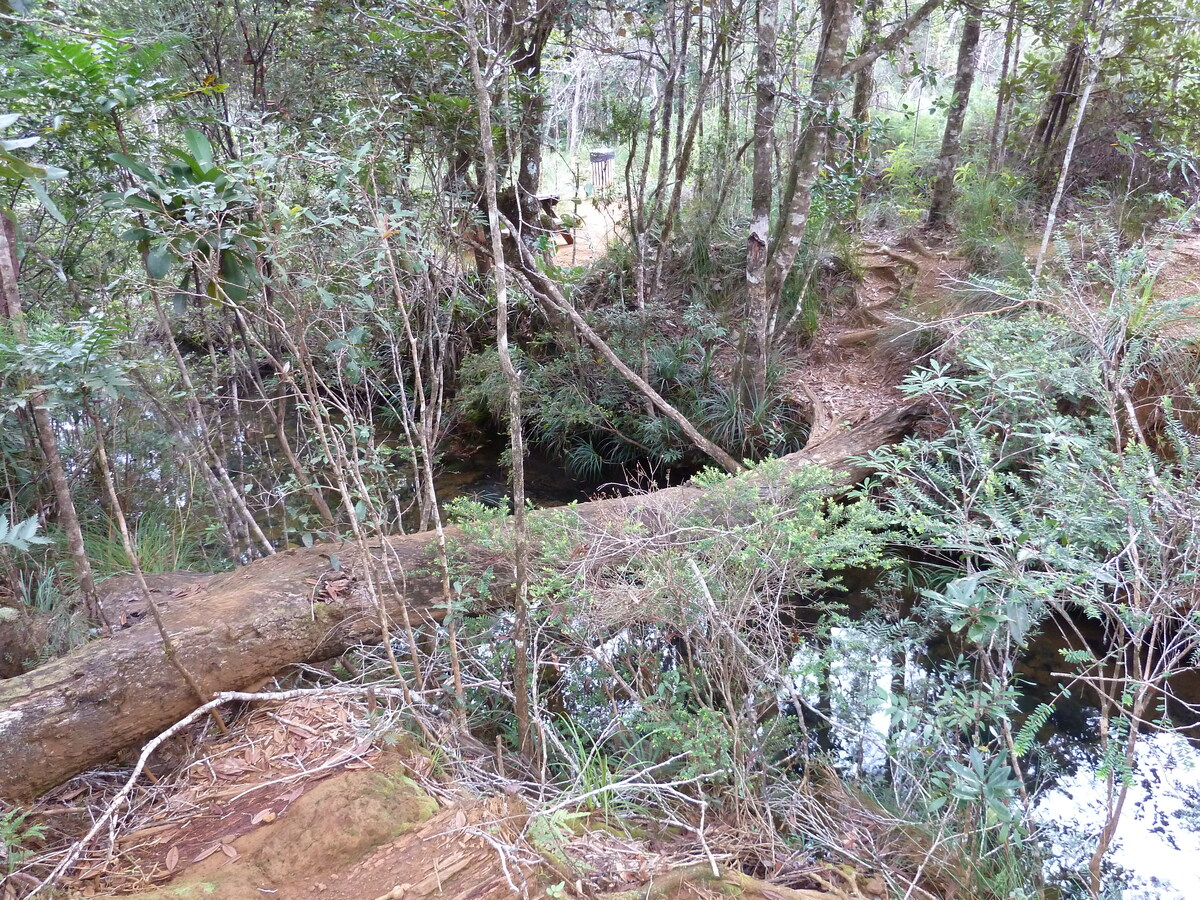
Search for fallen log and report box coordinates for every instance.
[0,403,925,801]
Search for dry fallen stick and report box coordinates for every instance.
[27,684,426,897]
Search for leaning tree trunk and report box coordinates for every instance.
[928,3,983,226]
[0,403,926,801]
[768,0,855,299]
[1029,0,1097,176]
[0,214,103,624]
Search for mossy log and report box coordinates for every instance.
[0,403,924,801]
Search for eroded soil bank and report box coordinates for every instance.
[37,694,866,900]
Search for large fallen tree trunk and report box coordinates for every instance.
[0,404,924,801]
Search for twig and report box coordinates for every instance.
[27,685,431,896]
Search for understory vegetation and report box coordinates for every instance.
[3,0,1200,897]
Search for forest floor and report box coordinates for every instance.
[788,237,964,440]
[1150,229,1200,310]
[34,694,859,900]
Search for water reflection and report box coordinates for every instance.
[1036,730,1200,899]
[789,621,1200,897]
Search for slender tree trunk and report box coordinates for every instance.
[1032,42,1082,158]
[656,0,679,199]
[850,0,882,217]
[997,24,1022,166]
[740,0,780,406]
[986,0,1018,172]
[0,214,103,624]
[842,0,945,79]
[230,310,337,530]
[649,5,735,296]
[31,408,102,618]
[1030,2,1095,173]
[514,67,548,232]
[151,297,276,558]
[928,4,983,226]
[768,0,854,294]
[1034,0,1112,283]
[467,1,534,756]
[675,6,691,164]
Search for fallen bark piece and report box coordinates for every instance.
[0,403,925,801]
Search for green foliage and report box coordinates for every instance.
[82,516,215,576]
[457,294,805,477]
[874,313,1126,583]
[951,167,1035,276]
[3,31,171,122]
[876,141,930,227]
[630,687,734,779]
[11,563,90,660]
[1014,703,1055,757]
[0,111,68,220]
[0,806,47,874]
[0,512,49,552]
[777,261,823,339]
[5,7,1200,895]
[925,573,1037,649]
[106,129,263,304]
[0,309,133,410]
[866,249,1200,892]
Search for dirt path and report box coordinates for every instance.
[787,238,966,440]
[1150,231,1200,309]
[554,198,622,267]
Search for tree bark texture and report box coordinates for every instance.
[508,0,567,232]
[0,403,927,800]
[986,0,1018,172]
[768,0,854,297]
[850,0,883,207]
[745,0,944,360]
[928,4,983,225]
[1030,0,1098,174]
[468,0,534,755]
[741,0,780,406]
[840,0,945,80]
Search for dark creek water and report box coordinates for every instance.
[1021,630,1200,898]
[804,613,1200,900]
[433,443,597,509]
[432,439,699,511]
